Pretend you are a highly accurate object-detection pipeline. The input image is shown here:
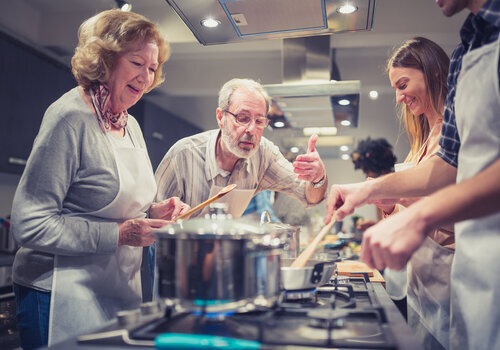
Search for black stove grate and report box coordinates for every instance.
[129,274,396,349]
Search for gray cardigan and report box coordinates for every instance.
[11,87,151,291]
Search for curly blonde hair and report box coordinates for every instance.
[71,9,170,93]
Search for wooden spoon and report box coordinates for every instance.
[174,184,237,222]
[290,219,335,268]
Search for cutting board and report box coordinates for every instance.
[336,260,385,285]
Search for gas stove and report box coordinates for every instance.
[76,273,398,349]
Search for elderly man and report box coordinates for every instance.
[325,1,500,349]
[155,78,327,215]
[149,78,328,294]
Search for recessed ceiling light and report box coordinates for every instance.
[338,99,350,106]
[340,120,351,126]
[303,127,337,136]
[274,121,285,128]
[341,154,351,160]
[201,18,221,28]
[369,90,379,100]
[290,147,299,153]
[340,145,349,152]
[116,0,131,11]
[337,4,358,14]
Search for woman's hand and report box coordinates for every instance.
[149,197,191,221]
[118,218,169,247]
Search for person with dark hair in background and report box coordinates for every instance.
[351,137,409,321]
[10,10,189,348]
[326,1,500,349]
[350,137,397,232]
[351,137,397,178]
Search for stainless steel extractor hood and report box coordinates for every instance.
[263,36,361,130]
[165,0,376,45]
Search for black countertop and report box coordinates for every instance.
[43,283,424,350]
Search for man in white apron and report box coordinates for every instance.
[151,78,329,295]
[325,1,500,349]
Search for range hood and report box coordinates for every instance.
[165,0,376,45]
[263,35,361,130]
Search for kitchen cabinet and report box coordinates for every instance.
[0,31,76,174]
[141,101,201,170]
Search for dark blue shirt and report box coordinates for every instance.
[437,0,500,167]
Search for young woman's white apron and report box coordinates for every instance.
[407,236,453,350]
[449,35,500,350]
[384,162,413,304]
[48,134,157,345]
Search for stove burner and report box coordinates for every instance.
[283,287,317,301]
[190,309,236,319]
[78,275,397,349]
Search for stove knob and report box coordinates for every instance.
[140,301,161,316]
[117,309,140,327]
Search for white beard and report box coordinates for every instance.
[221,119,259,159]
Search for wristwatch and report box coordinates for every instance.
[312,174,326,188]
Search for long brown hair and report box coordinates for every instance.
[387,37,449,162]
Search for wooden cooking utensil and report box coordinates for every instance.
[173,184,237,222]
[290,219,335,268]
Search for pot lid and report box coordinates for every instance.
[154,215,269,240]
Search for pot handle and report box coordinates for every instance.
[260,210,272,224]
[155,333,261,349]
[310,262,325,284]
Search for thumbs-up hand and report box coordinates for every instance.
[293,134,325,183]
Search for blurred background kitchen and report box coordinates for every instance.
[0,1,469,348]
[0,0,467,235]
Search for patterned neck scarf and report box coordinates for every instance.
[90,84,128,133]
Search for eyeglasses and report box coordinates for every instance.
[224,110,269,129]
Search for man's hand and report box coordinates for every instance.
[360,205,429,270]
[149,197,190,221]
[293,134,325,183]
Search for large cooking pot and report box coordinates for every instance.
[154,209,283,314]
[280,258,337,290]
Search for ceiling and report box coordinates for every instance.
[0,0,468,163]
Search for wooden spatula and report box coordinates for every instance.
[290,219,335,268]
[174,184,237,222]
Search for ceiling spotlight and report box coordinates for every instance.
[273,121,285,128]
[290,147,299,153]
[340,145,349,152]
[337,4,358,14]
[303,127,337,136]
[201,18,221,28]
[369,90,379,100]
[341,154,351,160]
[115,0,131,11]
[340,120,351,126]
[338,99,350,106]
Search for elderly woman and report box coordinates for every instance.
[10,9,189,348]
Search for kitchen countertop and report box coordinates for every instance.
[42,282,423,350]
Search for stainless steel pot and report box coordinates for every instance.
[280,258,337,290]
[260,211,300,259]
[154,211,283,313]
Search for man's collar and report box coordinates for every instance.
[204,129,251,180]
